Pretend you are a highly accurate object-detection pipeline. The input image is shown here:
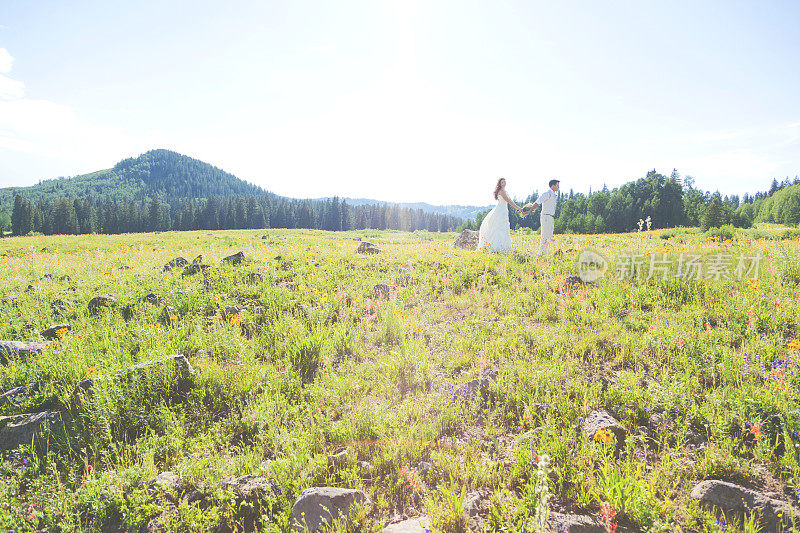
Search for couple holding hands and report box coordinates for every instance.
[477,177,561,255]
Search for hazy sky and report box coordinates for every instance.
[1,1,799,205]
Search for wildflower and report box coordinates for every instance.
[593,427,614,443]
[230,313,242,325]
[85,366,97,378]
[751,424,762,439]
[789,340,800,351]
[715,516,727,531]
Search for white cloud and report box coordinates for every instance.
[0,74,25,99]
[0,48,13,73]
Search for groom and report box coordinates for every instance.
[523,179,560,254]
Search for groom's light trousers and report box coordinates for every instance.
[540,214,554,254]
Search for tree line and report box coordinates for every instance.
[462,170,800,234]
[8,194,462,236]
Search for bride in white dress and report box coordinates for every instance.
[478,178,524,253]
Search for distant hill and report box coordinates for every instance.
[0,150,466,235]
[0,149,268,207]
[317,197,492,220]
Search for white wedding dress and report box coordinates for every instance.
[478,195,512,253]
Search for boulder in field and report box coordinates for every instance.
[374,284,391,300]
[51,298,77,314]
[163,257,188,271]
[182,263,209,277]
[0,410,69,451]
[41,324,71,340]
[75,354,195,396]
[245,272,263,284]
[159,306,178,327]
[290,487,369,531]
[0,340,51,366]
[383,517,432,533]
[223,251,245,265]
[357,241,382,254]
[88,294,115,313]
[549,512,605,533]
[690,480,799,532]
[583,409,626,447]
[0,382,39,412]
[454,229,479,250]
[461,368,500,400]
[141,292,159,304]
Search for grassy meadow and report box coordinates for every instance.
[1,225,800,532]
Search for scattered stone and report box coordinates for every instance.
[0,340,51,366]
[383,516,432,533]
[454,229,479,249]
[51,298,77,314]
[691,480,799,532]
[564,276,584,287]
[415,462,431,477]
[583,409,626,447]
[76,354,195,395]
[461,368,500,400]
[464,489,491,531]
[40,247,50,253]
[549,512,606,533]
[261,235,269,239]
[141,292,159,305]
[222,475,283,529]
[163,257,188,271]
[148,471,182,503]
[246,272,263,284]
[0,382,39,411]
[159,306,178,327]
[88,294,115,313]
[374,284,391,300]
[222,251,245,265]
[25,284,35,293]
[182,263,209,277]
[328,450,349,469]
[0,410,69,451]
[192,255,202,264]
[41,324,71,340]
[118,265,131,270]
[356,460,372,471]
[280,260,293,270]
[357,241,382,254]
[290,487,369,532]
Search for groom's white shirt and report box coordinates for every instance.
[535,189,557,216]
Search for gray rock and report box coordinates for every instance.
[549,512,605,533]
[51,298,77,314]
[192,255,202,264]
[584,409,626,446]
[374,284,391,300]
[159,306,177,327]
[118,265,131,270]
[163,257,188,271]
[290,487,369,531]
[357,241,382,254]
[328,450,349,469]
[0,410,69,451]
[0,340,51,366]
[76,354,195,395]
[222,251,245,265]
[181,263,209,277]
[454,229,479,250]
[416,462,431,477]
[141,292,159,304]
[148,471,182,504]
[383,516,431,533]
[223,474,281,500]
[461,368,500,400]
[246,272,263,284]
[88,294,115,313]
[690,480,798,532]
[0,382,38,412]
[41,324,71,340]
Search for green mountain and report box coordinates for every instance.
[0,149,267,207]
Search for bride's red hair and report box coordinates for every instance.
[493,178,505,200]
